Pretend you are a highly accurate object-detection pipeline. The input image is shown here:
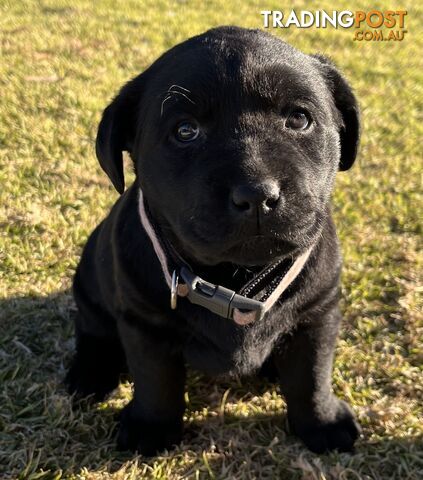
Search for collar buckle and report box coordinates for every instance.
[179,267,264,322]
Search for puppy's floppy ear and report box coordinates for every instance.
[96,76,144,193]
[312,55,360,171]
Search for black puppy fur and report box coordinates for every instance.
[66,26,361,455]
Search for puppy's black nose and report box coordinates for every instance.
[231,181,280,214]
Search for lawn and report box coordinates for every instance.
[0,0,422,479]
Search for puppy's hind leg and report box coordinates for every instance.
[65,322,127,402]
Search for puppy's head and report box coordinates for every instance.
[96,26,359,266]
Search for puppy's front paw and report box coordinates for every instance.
[289,398,361,453]
[117,401,183,456]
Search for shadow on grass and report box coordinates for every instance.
[0,291,421,479]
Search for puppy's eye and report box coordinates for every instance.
[285,111,310,130]
[175,121,200,142]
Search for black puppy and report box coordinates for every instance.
[66,26,361,455]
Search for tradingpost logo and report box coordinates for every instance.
[260,10,408,41]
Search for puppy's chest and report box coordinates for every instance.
[179,301,295,376]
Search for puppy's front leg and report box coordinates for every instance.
[273,307,361,453]
[117,318,186,455]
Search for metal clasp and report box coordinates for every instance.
[170,270,179,309]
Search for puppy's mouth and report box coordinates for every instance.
[220,235,298,266]
[186,210,320,263]
[160,210,322,268]
[175,229,307,267]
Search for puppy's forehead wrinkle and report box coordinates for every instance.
[245,67,324,105]
[155,50,326,121]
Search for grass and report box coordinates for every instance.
[0,0,422,478]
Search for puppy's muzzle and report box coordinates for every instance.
[139,187,314,326]
[230,180,280,217]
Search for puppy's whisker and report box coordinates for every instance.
[168,90,196,105]
[160,87,196,116]
[167,84,191,93]
[160,94,173,117]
